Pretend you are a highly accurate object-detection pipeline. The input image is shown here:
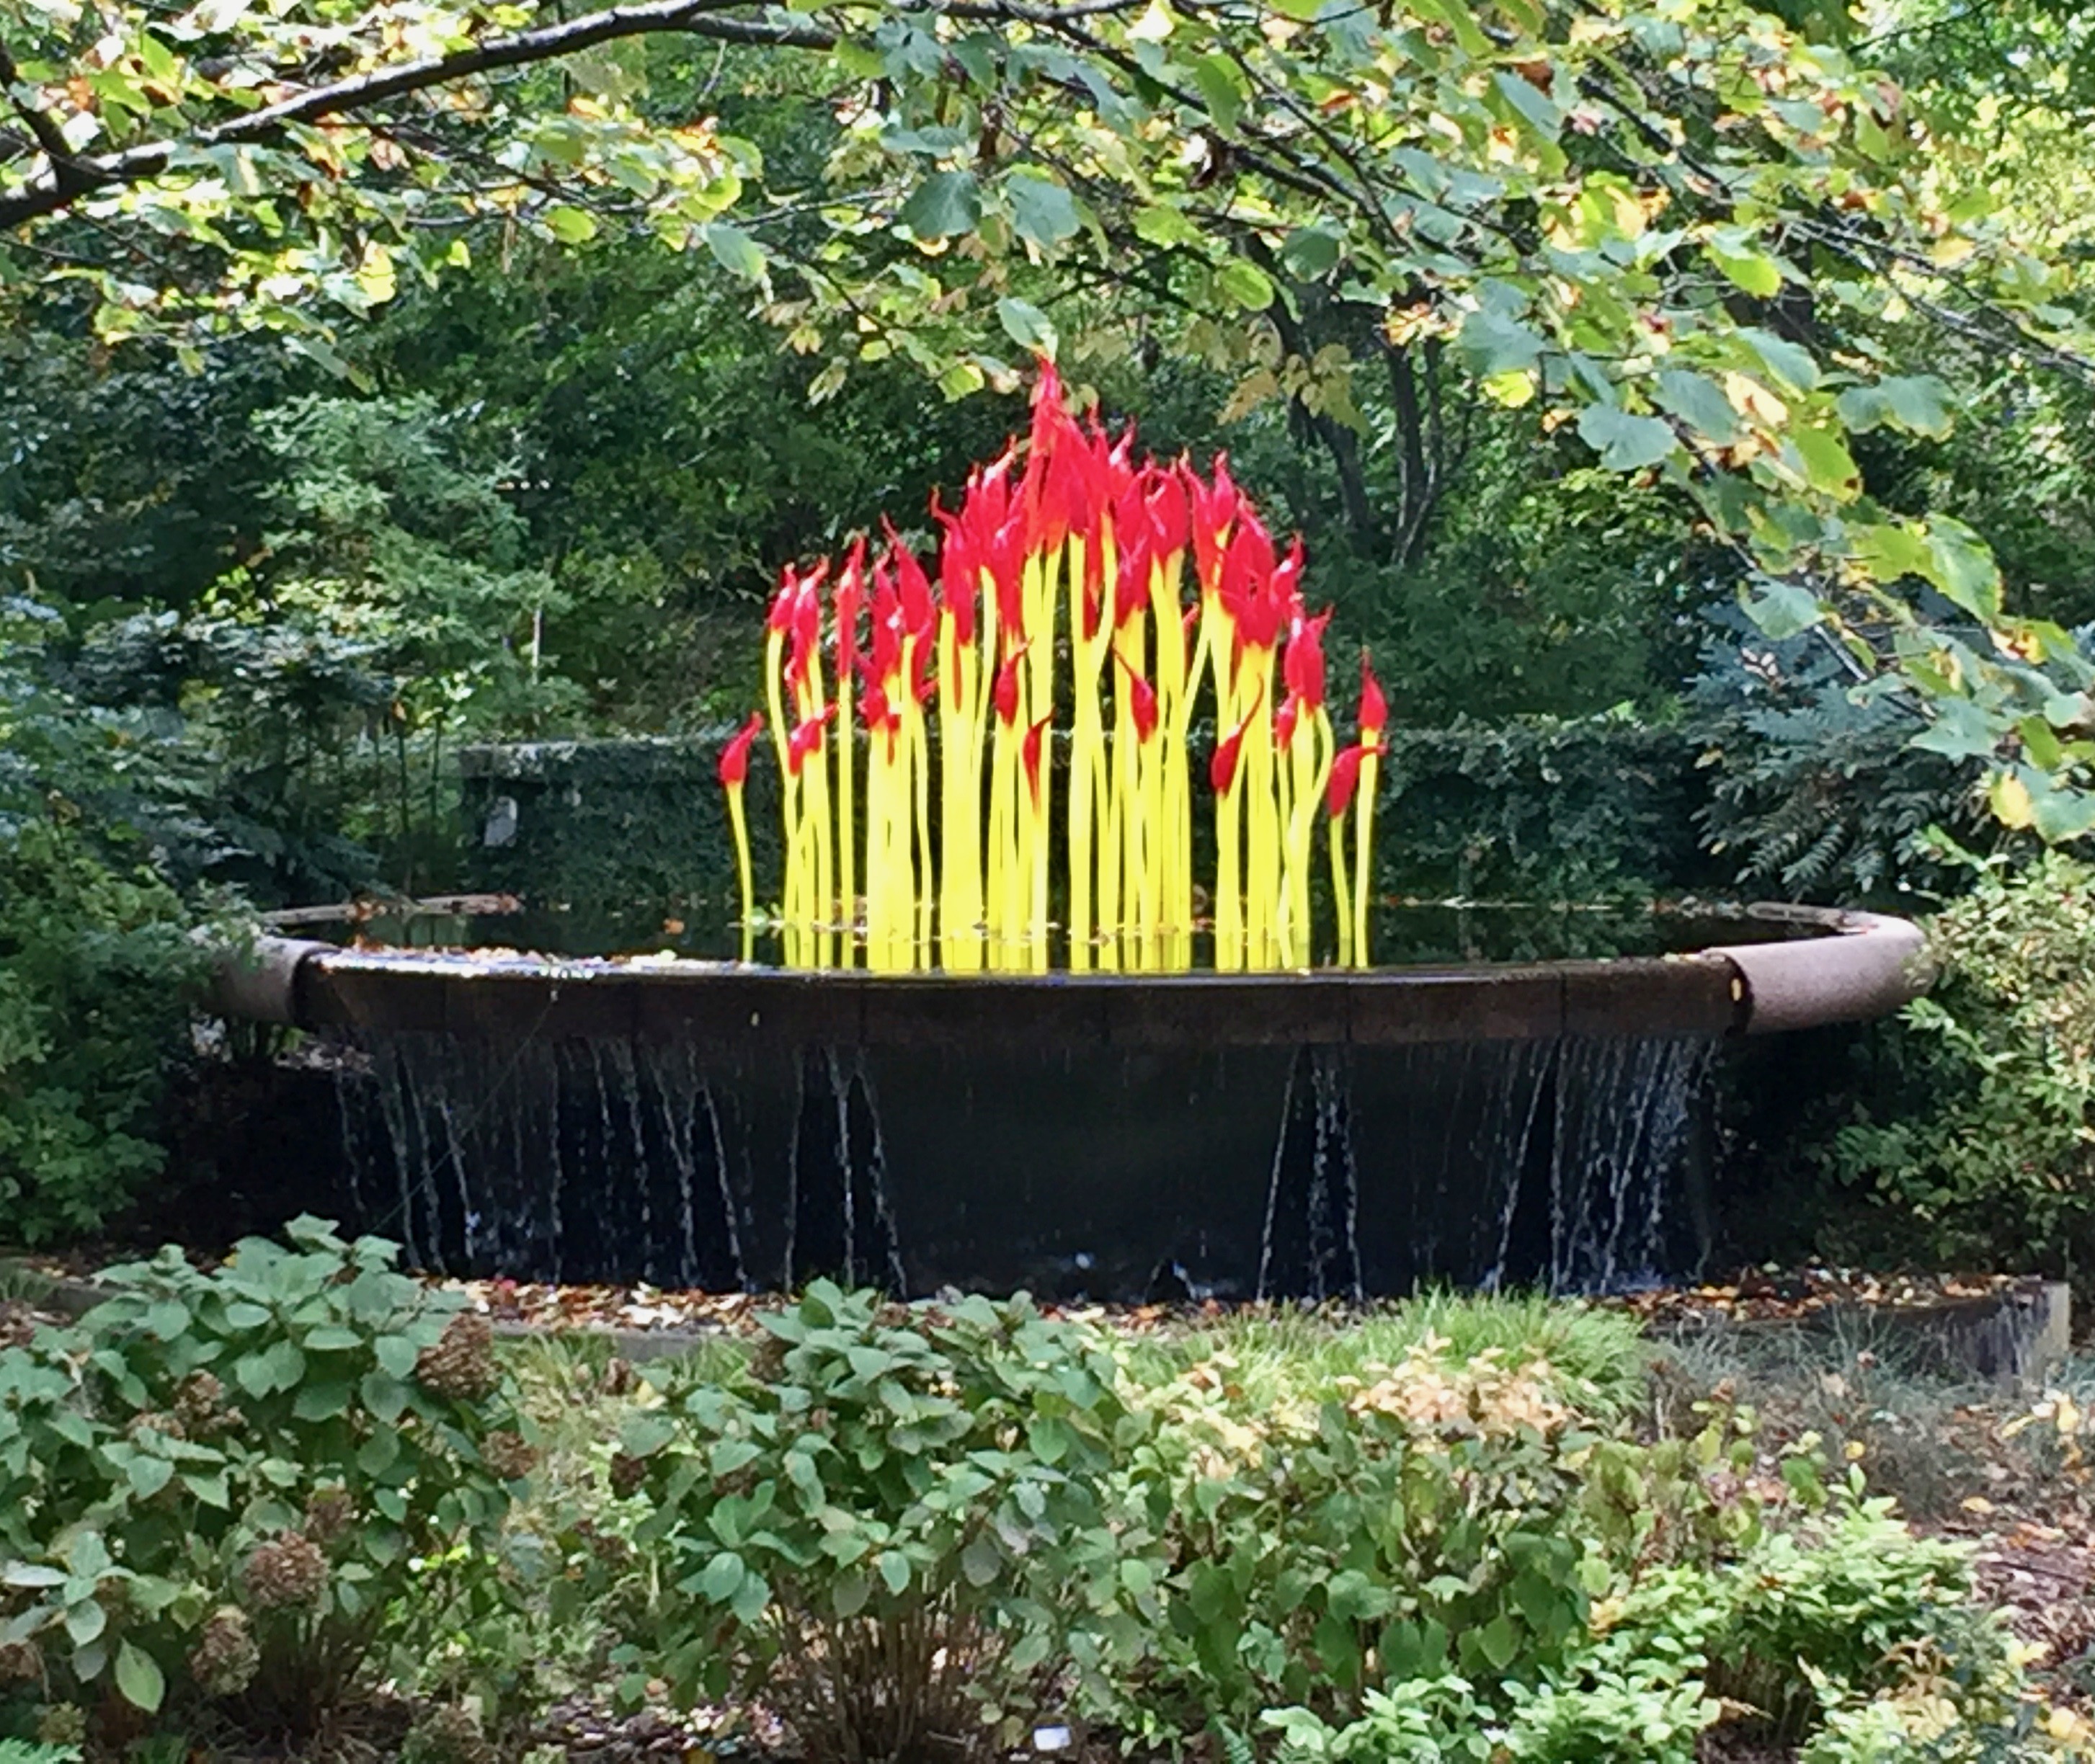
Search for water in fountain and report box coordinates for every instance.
[332,1027,1713,1299]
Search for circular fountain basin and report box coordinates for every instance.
[205,904,1927,1303]
[216,903,1924,1046]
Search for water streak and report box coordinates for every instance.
[332,1028,1712,1298]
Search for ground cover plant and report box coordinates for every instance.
[9,1235,2087,1763]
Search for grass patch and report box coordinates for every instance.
[1122,1288,1650,1420]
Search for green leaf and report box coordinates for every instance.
[360,1371,409,1423]
[2032,784,2095,842]
[729,1569,772,1625]
[1841,373,1955,440]
[66,1598,106,1648]
[877,1549,912,1595]
[2019,715,2065,772]
[996,297,1058,358]
[302,1326,363,1352]
[1280,226,1342,280]
[899,170,982,241]
[1217,259,1275,311]
[1909,697,1998,760]
[620,1412,677,1458]
[1477,1613,1521,1670]
[961,1534,1002,1587]
[544,205,599,245]
[1923,519,2003,620]
[1848,519,1934,584]
[293,1381,352,1422]
[126,1454,173,1500]
[700,1551,744,1604]
[1490,68,1560,138]
[1005,173,1080,247]
[1026,1415,1070,1464]
[373,1335,419,1379]
[1190,54,1246,131]
[1,1564,65,1588]
[142,1300,189,1340]
[1739,326,1820,393]
[262,1339,306,1392]
[1706,238,1784,298]
[1652,369,1743,445]
[1132,204,1201,248]
[1742,579,1825,640]
[357,1427,401,1477]
[702,223,767,282]
[1882,374,1955,439]
[182,1472,229,1508]
[116,1640,164,1712]
[1457,308,1544,376]
[1576,405,1675,471]
[1791,427,1861,499]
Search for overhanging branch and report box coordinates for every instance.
[0,0,834,231]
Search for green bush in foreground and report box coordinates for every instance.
[0,1219,523,1740]
[621,1283,1148,1763]
[609,1285,2066,1763]
[1,1257,2079,1761]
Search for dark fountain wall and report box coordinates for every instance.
[313,1026,1714,1303]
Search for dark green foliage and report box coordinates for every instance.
[367,248,1022,730]
[1376,720,1715,904]
[1802,852,2095,1283]
[458,720,1717,917]
[0,334,301,614]
[458,734,777,916]
[1689,621,1995,905]
[0,818,200,1244]
[0,600,211,1245]
[0,1220,522,1735]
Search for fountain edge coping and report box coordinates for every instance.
[205,906,1929,1047]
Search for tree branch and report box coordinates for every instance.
[0,39,75,169]
[0,0,833,231]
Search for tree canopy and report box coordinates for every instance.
[5,0,2095,829]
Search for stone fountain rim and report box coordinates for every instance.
[210,901,1928,1048]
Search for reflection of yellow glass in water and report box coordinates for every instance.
[721,364,1386,976]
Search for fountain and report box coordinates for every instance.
[208,368,1928,1300]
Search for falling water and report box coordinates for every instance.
[332,1028,1714,1298]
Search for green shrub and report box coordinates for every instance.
[0,596,221,1247]
[1117,1339,1608,1738]
[0,1219,525,1737]
[0,817,205,1247]
[621,1281,1150,1763]
[1108,1326,2047,1759]
[1709,1501,1995,1740]
[1809,850,2095,1279]
[380,1281,2063,1764]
